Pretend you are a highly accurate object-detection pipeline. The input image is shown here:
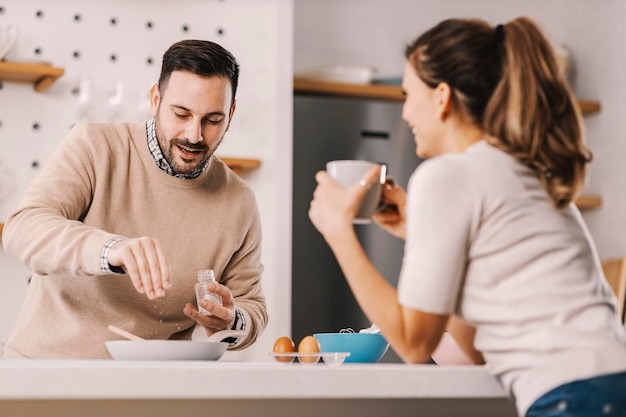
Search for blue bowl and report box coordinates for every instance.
[313,333,389,363]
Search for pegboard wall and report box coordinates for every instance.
[0,0,293,357]
[0,0,281,221]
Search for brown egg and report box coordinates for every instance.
[273,336,295,363]
[297,335,320,363]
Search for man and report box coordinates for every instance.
[1,39,267,358]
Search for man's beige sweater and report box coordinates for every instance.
[2,122,267,359]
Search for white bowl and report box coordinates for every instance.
[105,340,228,361]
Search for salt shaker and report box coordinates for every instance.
[195,269,223,316]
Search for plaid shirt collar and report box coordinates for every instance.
[145,117,208,179]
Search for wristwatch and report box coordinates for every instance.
[223,308,246,344]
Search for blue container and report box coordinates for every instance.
[314,333,389,363]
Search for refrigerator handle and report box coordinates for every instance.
[359,130,390,140]
[379,163,387,184]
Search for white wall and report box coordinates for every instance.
[2,0,623,361]
[0,0,293,361]
[294,0,626,259]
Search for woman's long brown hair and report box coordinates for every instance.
[406,17,592,209]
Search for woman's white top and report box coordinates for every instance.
[398,140,626,416]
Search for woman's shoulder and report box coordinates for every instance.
[416,141,512,181]
[408,143,501,202]
[415,149,476,180]
[408,155,477,203]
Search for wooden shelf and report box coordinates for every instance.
[294,77,405,101]
[293,78,601,115]
[574,195,602,210]
[220,157,261,175]
[0,60,65,92]
[577,100,601,114]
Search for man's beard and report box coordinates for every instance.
[163,138,211,176]
[154,116,217,177]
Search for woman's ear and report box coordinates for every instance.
[435,82,453,121]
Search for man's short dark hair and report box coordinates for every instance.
[158,39,239,106]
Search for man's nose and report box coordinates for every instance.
[185,120,203,143]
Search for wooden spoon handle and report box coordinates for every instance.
[108,325,145,341]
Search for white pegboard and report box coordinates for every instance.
[0,0,280,220]
[0,0,294,360]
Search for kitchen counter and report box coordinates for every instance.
[0,360,517,417]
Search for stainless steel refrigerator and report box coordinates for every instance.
[292,94,423,362]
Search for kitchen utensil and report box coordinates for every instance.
[0,25,18,61]
[340,324,382,334]
[359,323,381,334]
[105,329,248,361]
[314,332,389,363]
[107,324,145,341]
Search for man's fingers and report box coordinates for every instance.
[110,237,171,300]
[156,243,171,289]
[142,238,167,298]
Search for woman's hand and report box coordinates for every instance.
[372,178,407,240]
[308,165,381,243]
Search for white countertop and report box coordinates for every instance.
[0,360,518,417]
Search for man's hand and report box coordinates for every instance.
[183,280,236,336]
[107,236,171,300]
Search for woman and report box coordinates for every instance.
[308,17,626,417]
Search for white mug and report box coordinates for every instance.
[326,160,386,224]
[0,25,19,61]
